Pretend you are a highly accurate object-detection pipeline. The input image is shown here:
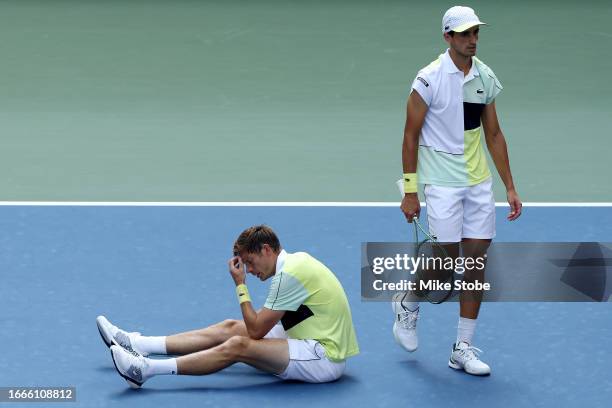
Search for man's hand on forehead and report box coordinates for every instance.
[228,255,246,285]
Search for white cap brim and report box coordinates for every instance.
[451,21,487,33]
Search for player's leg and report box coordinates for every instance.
[449,178,495,376]
[165,319,248,355]
[176,337,289,375]
[423,183,463,286]
[97,316,248,356]
[458,178,495,324]
[109,337,289,388]
[392,183,463,352]
[159,321,286,355]
[459,238,491,320]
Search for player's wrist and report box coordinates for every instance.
[402,173,417,193]
[235,283,251,304]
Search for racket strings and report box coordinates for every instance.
[412,217,455,304]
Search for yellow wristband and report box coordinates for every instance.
[235,284,251,304]
[403,173,417,193]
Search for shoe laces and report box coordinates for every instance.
[398,309,419,329]
[456,344,483,361]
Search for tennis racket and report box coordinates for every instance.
[396,178,455,303]
[411,216,455,304]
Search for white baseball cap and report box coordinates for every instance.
[442,6,487,33]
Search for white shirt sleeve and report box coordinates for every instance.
[411,73,433,106]
[264,272,309,311]
[482,66,503,104]
[487,75,503,104]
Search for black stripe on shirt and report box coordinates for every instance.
[464,102,485,131]
[281,304,314,330]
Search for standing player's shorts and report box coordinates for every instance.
[424,178,495,242]
[264,325,345,383]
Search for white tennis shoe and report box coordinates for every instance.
[110,345,151,388]
[96,315,148,356]
[391,292,419,352]
[448,341,491,376]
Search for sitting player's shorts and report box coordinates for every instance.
[424,178,495,243]
[264,325,345,383]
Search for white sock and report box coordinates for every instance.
[456,317,477,345]
[401,291,420,312]
[134,336,167,354]
[147,358,178,376]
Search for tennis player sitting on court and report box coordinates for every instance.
[97,225,359,387]
[392,6,522,375]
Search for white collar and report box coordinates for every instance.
[275,249,287,274]
[442,49,479,79]
[442,49,460,73]
[464,61,480,83]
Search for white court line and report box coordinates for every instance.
[0,201,611,207]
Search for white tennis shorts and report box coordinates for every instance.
[424,178,495,242]
[264,325,345,383]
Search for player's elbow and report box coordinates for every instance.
[246,326,266,340]
[403,129,420,150]
[485,129,504,147]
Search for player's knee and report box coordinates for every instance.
[221,335,250,358]
[221,319,240,333]
[211,319,241,340]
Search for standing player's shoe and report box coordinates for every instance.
[110,345,151,388]
[391,292,419,352]
[96,316,148,356]
[448,341,491,376]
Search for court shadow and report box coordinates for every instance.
[396,358,524,404]
[398,358,491,384]
[95,365,117,373]
[109,373,359,399]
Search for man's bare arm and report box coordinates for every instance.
[228,257,285,339]
[240,306,285,340]
[401,90,428,221]
[481,101,522,220]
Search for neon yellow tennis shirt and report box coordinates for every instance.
[264,250,359,362]
[411,49,503,186]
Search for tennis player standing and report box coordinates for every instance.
[392,6,522,375]
[98,225,359,387]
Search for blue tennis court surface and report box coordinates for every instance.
[1,205,611,407]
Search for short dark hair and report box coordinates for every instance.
[233,225,281,255]
[448,30,456,37]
